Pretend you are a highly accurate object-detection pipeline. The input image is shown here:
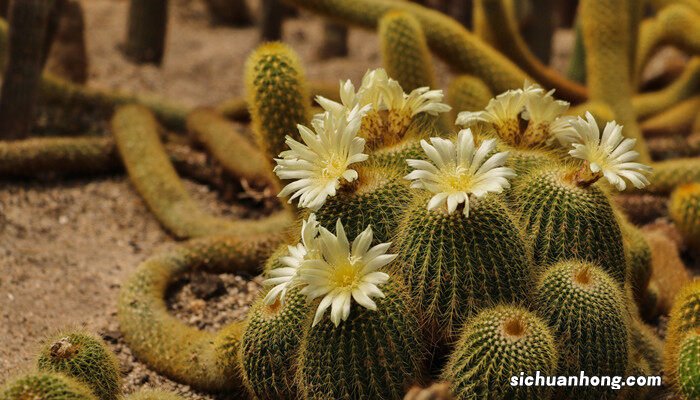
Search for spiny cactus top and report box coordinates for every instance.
[316,68,451,147]
[274,105,369,210]
[566,112,652,190]
[455,83,575,148]
[264,215,397,327]
[404,128,515,216]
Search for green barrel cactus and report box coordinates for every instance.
[0,373,97,400]
[535,260,630,400]
[512,166,627,283]
[395,193,533,341]
[239,288,309,399]
[442,305,558,400]
[296,279,426,399]
[678,330,700,400]
[36,331,121,400]
[447,75,493,117]
[665,280,700,392]
[312,165,412,244]
[669,183,700,251]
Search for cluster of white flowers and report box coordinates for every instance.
[264,215,396,327]
[404,129,516,217]
[567,112,652,190]
[275,68,450,211]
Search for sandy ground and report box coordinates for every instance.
[0,0,615,398]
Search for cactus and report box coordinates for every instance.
[112,105,292,239]
[641,96,700,139]
[312,165,412,244]
[280,0,543,98]
[446,75,493,121]
[371,138,425,174]
[643,158,700,194]
[36,331,121,400]
[45,0,88,84]
[395,193,533,341]
[665,280,700,390]
[442,305,558,400]
[296,279,427,399]
[669,183,700,251]
[186,108,279,191]
[534,260,630,400]
[379,11,436,92]
[619,217,652,303]
[678,330,700,400]
[478,0,586,101]
[239,288,308,399]
[0,373,97,400]
[633,57,700,120]
[124,0,168,64]
[512,166,627,282]
[124,389,186,400]
[245,42,312,166]
[580,0,650,162]
[630,317,664,374]
[118,234,282,391]
[635,5,700,81]
[567,22,586,83]
[0,0,54,139]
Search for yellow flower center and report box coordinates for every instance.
[441,166,472,192]
[321,154,347,178]
[330,257,363,289]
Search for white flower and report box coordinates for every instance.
[315,68,450,120]
[568,112,652,190]
[404,129,516,216]
[262,214,321,305]
[297,220,395,327]
[456,83,542,128]
[274,107,369,210]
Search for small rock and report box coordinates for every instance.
[189,273,225,300]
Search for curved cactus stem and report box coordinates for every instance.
[641,95,700,138]
[633,57,700,120]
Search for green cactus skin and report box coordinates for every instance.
[312,166,412,244]
[512,167,627,283]
[678,331,700,400]
[633,57,700,120]
[112,104,292,239]
[239,288,309,400]
[534,260,630,400]
[441,305,558,400]
[619,217,652,304]
[642,96,700,139]
[36,331,121,400]
[371,138,425,174]
[505,148,560,179]
[447,75,493,122]
[665,280,700,392]
[643,158,700,194]
[394,193,533,342]
[669,183,700,251]
[567,22,586,84]
[0,136,119,178]
[630,317,664,375]
[186,108,279,191]
[244,42,312,165]
[118,234,282,391]
[280,0,543,99]
[580,0,650,163]
[0,373,97,400]
[124,389,186,400]
[379,11,436,92]
[296,279,427,400]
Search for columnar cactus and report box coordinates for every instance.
[669,183,700,251]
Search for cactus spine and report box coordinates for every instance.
[446,75,493,119]
[245,42,312,166]
[513,167,627,282]
[669,183,700,252]
[239,289,308,399]
[678,330,700,400]
[0,373,97,400]
[36,331,121,400]
[296,279,426,399]
[442,305,558,400]
[665,280,700,392]
[379,11,436,92]
[535,260,630,400]
[395,194,533,341]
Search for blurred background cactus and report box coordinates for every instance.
[1,0,699,399]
